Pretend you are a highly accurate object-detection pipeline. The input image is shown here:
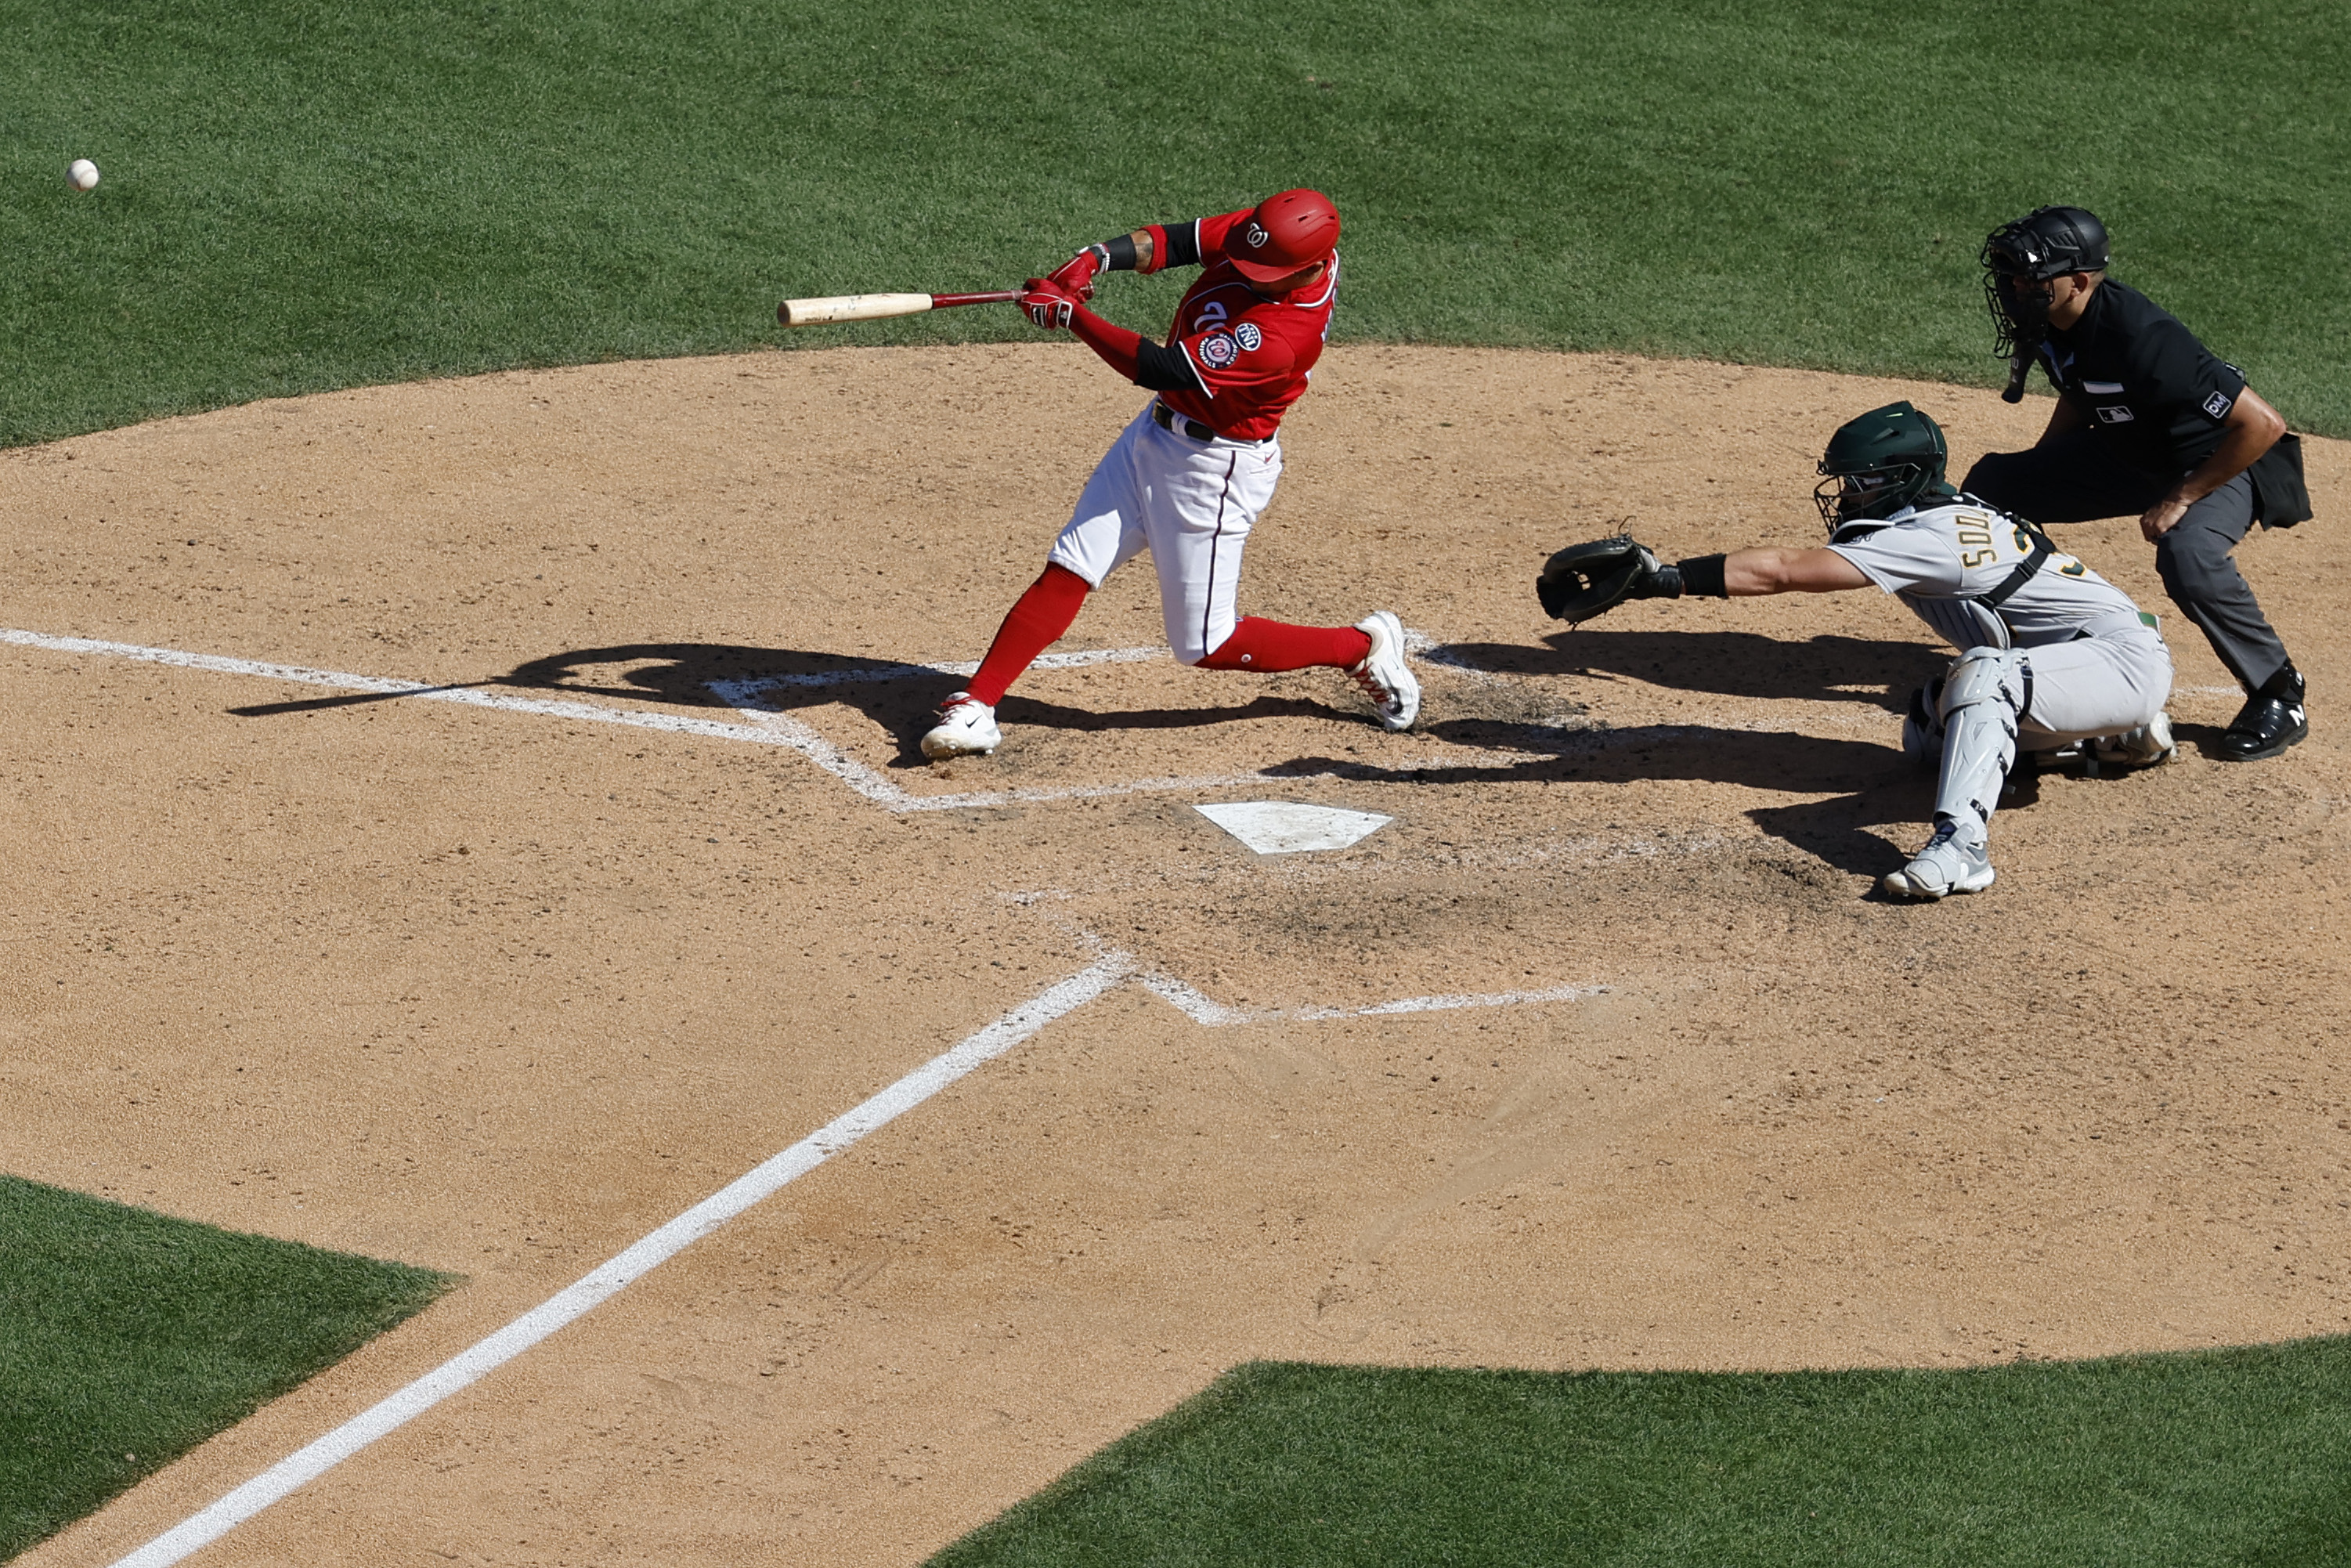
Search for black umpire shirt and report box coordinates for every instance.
[2034,278,2244,477]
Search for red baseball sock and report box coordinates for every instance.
[966,564,1090,706]
[1196,616,1372,673]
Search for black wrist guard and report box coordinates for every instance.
[1099,234,1138,272]
[1675,554,1729,598]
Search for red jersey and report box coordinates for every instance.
[1154,208,1337,443]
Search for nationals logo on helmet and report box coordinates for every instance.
[1197,331,1241,369]
[1223,190,1341,283]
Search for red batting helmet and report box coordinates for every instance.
[1223,189,1340,283]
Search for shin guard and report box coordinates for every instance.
[1933,649,2028,846]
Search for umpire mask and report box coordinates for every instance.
[1981,205,2110,358]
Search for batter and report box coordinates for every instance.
[919,189,1420,760]
[1536,402,2175,901]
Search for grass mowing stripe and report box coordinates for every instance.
[2,0,2345,446]
[931,1350,2351,1566]
[0,1176,453,1560]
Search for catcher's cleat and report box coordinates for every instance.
[1348,610,1420,731]
[1880,819,1996,901]
[2089,710,2177,768]
[919,692,1001,759]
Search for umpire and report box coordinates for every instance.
[1965,205,2313,761]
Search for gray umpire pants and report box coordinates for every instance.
[1963,433,2290,692]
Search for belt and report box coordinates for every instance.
[1152,401,1259,445]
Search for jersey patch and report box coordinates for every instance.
[2096,405,2136,425]
[1197,331,1240,370]
[1234,323,1263,352]
[2203,389,2234,418]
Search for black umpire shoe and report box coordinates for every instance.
[2220,663,2309,761]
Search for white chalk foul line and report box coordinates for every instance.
[109,952,1136,1568]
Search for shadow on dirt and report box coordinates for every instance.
[221,638,2124,881]
[222,640,1367,766]
[1432,629,1947,710]
[225,642,908,719]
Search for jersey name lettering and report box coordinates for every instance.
[1955,520,1997,569]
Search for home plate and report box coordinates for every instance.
[1195,801,1392,854]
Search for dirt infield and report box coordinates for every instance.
[5,344,2348,1566]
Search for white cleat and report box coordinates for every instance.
[2090,710,2176,768]
[1348,610,1420,732]
[919,691,1001,759]
[1880,820,1997,901]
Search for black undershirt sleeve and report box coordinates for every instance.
[1132,337,1203,393]
[1160,220,1204,269]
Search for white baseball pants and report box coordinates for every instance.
[1047,403,1284,664]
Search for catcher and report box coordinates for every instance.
[1537,401,2175,900]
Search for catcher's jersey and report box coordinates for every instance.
[1826,499,2149,652]
[1154,208,1337,442]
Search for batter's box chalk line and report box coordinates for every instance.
[1140,970,1605,1026]
[103,952,1598,1568]
[9,624,1894,816]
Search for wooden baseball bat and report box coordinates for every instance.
[776,289,1020,327]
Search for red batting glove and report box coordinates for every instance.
[1018,278,1078,331]
[1045,246,1104,302]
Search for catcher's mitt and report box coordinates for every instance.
[1536,534,1679,622]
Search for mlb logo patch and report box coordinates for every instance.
[1234,323,1263,352]
[2096,405,2136,425]
[1198,331,1241,369]
[2204,390,2234,418]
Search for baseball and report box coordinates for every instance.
[68,158,100,192]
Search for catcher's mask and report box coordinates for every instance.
[1981,204,2110,359]
[1815,401,1953,533]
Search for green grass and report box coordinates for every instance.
[931,1353,2351,1567]
[3,0,2346,447]
[0,1176,454,1559]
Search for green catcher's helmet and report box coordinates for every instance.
[1815,402,1955,535]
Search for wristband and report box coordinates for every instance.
[1099,235,1138,272]
[1675,554,1729,598]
